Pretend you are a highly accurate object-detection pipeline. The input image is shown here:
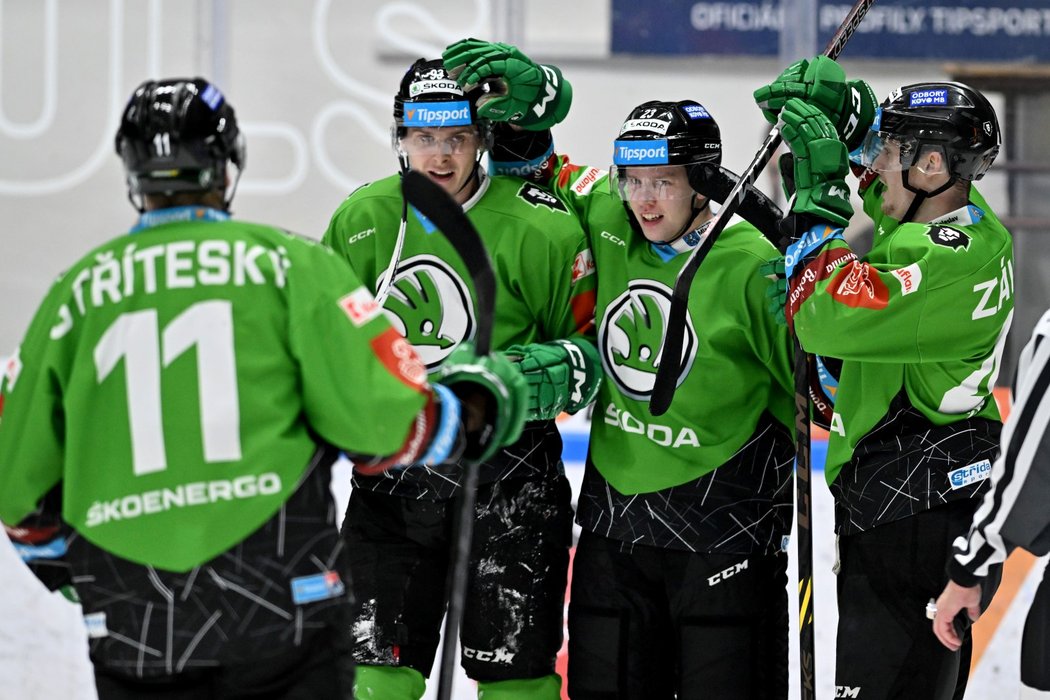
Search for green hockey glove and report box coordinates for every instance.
[759,259,787,327]
[754,55,877,151]
[436,343,528,463]
[442,38,572,131]
[503,338,603,421]
[779,98,853,228]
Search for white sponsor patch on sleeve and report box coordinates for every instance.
[891,263,922,296]
[572,167,604,196]
[338,287,382,327]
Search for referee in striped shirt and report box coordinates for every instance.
[933,308,1050,693]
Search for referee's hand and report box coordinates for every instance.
[931,580,982,651]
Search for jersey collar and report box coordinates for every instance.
[131,206,230,233]
[650,219,713,262]
[929,203,984,227]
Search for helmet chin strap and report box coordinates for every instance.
[899,169,955,224]
[665,193,711,245]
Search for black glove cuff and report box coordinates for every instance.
[490,123,553,165]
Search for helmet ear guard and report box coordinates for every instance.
[115,77,244,212]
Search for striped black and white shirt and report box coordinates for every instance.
[950,308,1050,587]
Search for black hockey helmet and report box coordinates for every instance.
[612,100,722,168]
[391,58,491,174]
[857,82,1000,182]
[393,59,483,133]
[115,77,244,211]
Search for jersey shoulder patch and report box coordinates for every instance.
[924,225,971,250]
[516,182,567,213]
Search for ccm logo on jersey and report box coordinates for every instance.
[891,263,922,296]
[836,687,861,698]
[347,227,375,245]
[949,460,992,490]
[572,249,596,283]
[338,287,382,326]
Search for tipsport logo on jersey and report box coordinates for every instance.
[378,254,476,370]
[598,280,697,400]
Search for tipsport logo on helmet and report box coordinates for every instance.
[908,89,949,107]
[613,139,669,166]
[598,280,697,400]
[403,101,473,127]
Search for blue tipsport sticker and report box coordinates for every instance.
[14,537,67,563]
[613,139,669,165]
[402,101,472,127]
[784,224,846,278]
[949,460,992,490]
[814,356,839,407]
[909,89,949,107]
[84,612,109,639]
[291,571,346,605]
[683,104,711,120]
[200,84,223,110]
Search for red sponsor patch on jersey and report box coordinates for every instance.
[556,162,581,188]
[371,328,428,392]
[338,287,381,327]
[830,262,889,310]
[571,249,596,283]
[571,288,597,335]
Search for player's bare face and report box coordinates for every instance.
[622,166,697,243]
[403,127,480,205]
[871,139,913,220]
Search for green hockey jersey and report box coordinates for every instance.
[503,154,796,554]
[323,172,595,498]
[543,159,795,493]
[0,211,431,572]
[789,182,1013,533]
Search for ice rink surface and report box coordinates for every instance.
[1,445,1043,700]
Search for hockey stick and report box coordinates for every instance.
[792,336,817,700]
[649,0,876,417]
[400,170,494,700]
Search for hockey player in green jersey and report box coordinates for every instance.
[0,77,528,699]
[756,58,1011,697]
[321,59,600,700]
[443,40,797,699]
